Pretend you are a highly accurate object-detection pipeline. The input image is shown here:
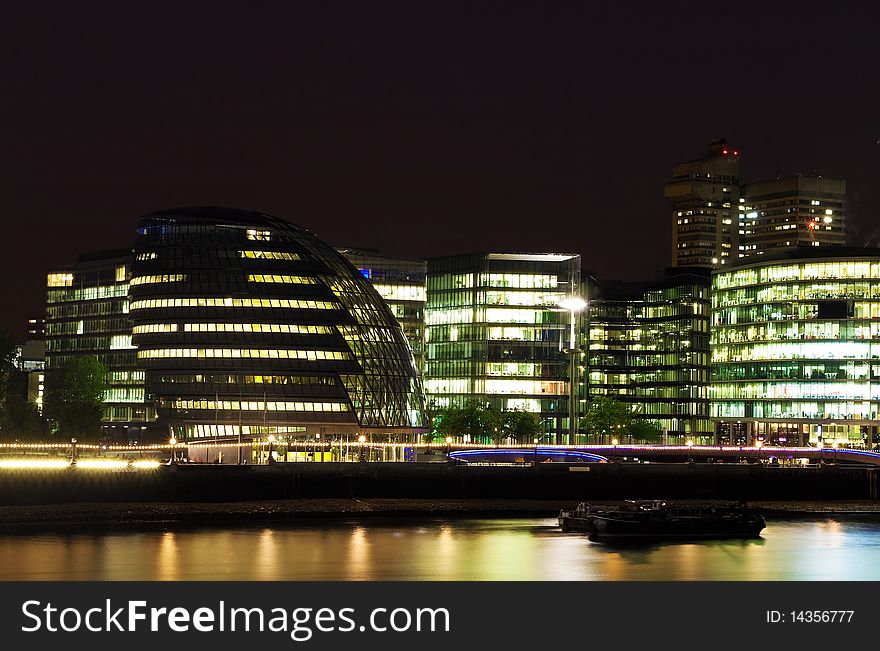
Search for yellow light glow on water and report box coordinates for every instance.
[75,459,130,470]
[131,460,162,470]
[0,459,70,470]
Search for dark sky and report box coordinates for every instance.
[2,1,879,338]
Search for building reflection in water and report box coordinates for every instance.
[0,517,877,580]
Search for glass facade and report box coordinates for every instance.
[587,269,712,441]
[129,207,426,442]
[337,248,427,376]
[425,253,580,441]
[44,250,156,439]
[711,248,880,446]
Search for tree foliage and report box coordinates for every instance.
[502,409,544,444]
[429,403,546,445]
[626,418,664,444]
[1,398,49,441]
[43,356,109,441]
[0,327,18,417]
[431,401,516,444]
[580,396,633,443]
[580,396,665,443]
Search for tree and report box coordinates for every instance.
[431,401,502,444]
[580,396,633,444]
[0,327,17,418]
[43,356,109,442]
[626,419,664,444]
[503,409,543,444]
[1,398,49,441]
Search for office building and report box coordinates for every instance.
[45,250,155,440]
[711,247,880,447]
[665,139,741,268]
[129,207,426,447]
[741,176,846,257]
[424,253,582,442]
[27,318,45,340]
[14,339,45,410]
[587,268,712,442]
[337,248,427,375]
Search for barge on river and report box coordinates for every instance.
[558,500,766,541]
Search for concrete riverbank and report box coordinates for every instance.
[0,461,877,506]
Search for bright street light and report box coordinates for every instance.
[559,295,587,447]
[558,297,588,312]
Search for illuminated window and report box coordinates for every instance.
[132,324,179,334]
[371,284,427,302]
[239,250,299,260]
[137,348,351,361]
[246,229,271,241]
[47,273,74,287]
[116,265,127,282]
[169,399,349,413]
[129,298,338,310]
[247,274,317,284]
[180,323,333,334]
[129,274,187,286]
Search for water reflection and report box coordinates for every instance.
[0,517,878,581]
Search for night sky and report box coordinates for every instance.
[2,2,878,338]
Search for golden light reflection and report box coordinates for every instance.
[157,531,180,581]
[255,528,278,581]
[346,525,372,580]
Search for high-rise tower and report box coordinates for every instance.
[665,139,741,268]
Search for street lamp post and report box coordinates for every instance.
[559,296,587,446]
[169,437,177,463]
[358,434,367,462]
[267,434,276,463]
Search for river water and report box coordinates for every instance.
[1,517,878,580]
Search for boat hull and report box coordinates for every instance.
[559,501,766,541]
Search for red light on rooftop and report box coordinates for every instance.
[722,149,728,155]
[733,150,739,155]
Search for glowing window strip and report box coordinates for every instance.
[137,348,351,360]
[133,323,334,335]
[171,399,349,412]
[136,252,158,261]
[47,273,74,287]
[246,229,271,241]
[182,323,333,334]
[239,250,300,260]
[372,284,427,302]
[247,274,317,284]
[132,324,179,334]
[129,298,337,310]
[130,274,186,286]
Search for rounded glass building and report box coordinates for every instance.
[129,207,426,448]
[711,248,880,447]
